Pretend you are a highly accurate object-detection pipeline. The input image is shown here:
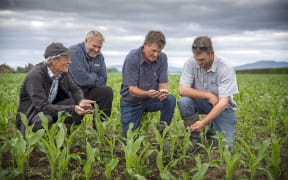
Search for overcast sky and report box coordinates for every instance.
[0,0,288,68]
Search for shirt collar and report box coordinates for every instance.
[208,57,217,72]
[47,67,61,79]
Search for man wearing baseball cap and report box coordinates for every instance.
[16,42,96,135]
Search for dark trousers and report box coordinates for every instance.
[120,94,176,138]
[19,98,83,136]
[82,85,113,122]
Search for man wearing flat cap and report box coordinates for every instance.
[16,42,95,135]
[178,36,238,152]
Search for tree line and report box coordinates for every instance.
[0,63,119,73]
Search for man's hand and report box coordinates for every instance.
[75,99,96,115]
[148,90,161,99]
[187,120,206,131]
[158,89,168,101]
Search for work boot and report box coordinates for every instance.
[183,113,199,128]
[187,131,201,153]
[157,122,167,135]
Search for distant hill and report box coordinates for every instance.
[108,60,288,73]
[235,60,288,70]
[109,65,182,73]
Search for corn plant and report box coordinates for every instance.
[103,116,119,158]
[179,129,192,157]
[239,137,270,179]
[37,111,80,179]
[191,154,210,180]
[264,134,281,178]
[83,141,98,180]
[105,158,119,180]
[153,124,170,152]
[197,143,216,163]
[0,138,9,179]
[156,149,186,180]
[214,132,225,164]
[167,120,184,160]
[121,124,153,178]
[92,106,111,147]
[223,147,242,180]
[9,113,45,179]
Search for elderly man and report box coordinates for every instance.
[16,42,95,135]
[69,30,113,128]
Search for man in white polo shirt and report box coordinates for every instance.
[178,36,238,151]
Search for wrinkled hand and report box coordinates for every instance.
[75,99,96,115]
[148,90,161,99]
[158,89,168,101]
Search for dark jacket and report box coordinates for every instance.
[16,62,84,129]
[69,42,107,88]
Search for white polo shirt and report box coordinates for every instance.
[180,55,238,110]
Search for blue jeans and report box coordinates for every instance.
[120,94,176,138]
[177,96,236,148]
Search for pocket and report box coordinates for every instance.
[92,64,101,73]
[209,80,218,88]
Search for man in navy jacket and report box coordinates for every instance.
[69,30,113,128]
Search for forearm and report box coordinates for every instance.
[128,86,150,98]
[159,83,168,90]
[201,97,229,125]
[179,85,213,100]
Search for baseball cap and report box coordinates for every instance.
[44,42,75,59]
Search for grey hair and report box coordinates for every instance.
[44,54,62,66]
[85,30,105,42]
[144,30,166,49]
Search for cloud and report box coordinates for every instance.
[0,0,287,68]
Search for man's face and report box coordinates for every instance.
[53,55,71,74]
[193,51,214,71]
[85,37,103,58]
[142,42,162,62]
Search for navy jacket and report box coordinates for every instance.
[69,42,107,88]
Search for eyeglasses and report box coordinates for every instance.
[192,44,210,51]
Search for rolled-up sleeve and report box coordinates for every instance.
[218,67,238,98]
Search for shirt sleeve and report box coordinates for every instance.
[122,55,139,87]
[159,53,168,83]
[180,58,195,87]
[218,66,239,98]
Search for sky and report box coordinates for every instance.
[0,0,288,69]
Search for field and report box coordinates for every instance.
[0,73,288,179]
